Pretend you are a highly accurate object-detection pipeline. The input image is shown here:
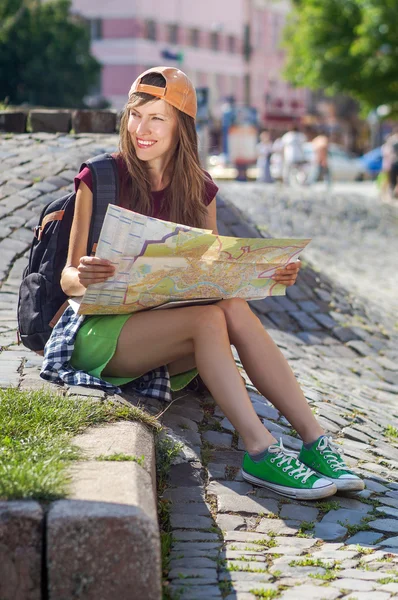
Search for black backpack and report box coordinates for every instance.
[17,153,119,354]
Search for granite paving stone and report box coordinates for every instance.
[340,593,391,600]
[169,557,216,569]
[170,514,214,530]
[256,518,301,535]
[216,514,246,531]
[219,571,273,582]
[171,542,220,555]
[376,506,398,518]
[314,522,348,541]
[207,481,253,496]
[280,585,341,599]
[346,531,383,546]
[370,519,398,534]
[170,585,222,599]
[330,578,375,591]
[289,311,322,330]
[279,504,319,522]
[377,536,398,547]
[172,531,220,542]
[321,508,370,526]
[220,550,266,561]
[338,568,390,580]
[217,493,279,515]
[202,430,233,447]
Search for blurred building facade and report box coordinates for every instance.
[71,0,308,129]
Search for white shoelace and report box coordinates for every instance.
[317,436,347,472]
[268,439,315,483]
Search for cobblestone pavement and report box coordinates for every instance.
[219,181,398,322]
[1,134,398,600]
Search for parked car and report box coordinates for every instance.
[270,143,367,184]
[360,147,382,177]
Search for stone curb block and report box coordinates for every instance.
[47,499,160,600]
[0,111,27,133]
[0,501,43,600]
[46,421,161,599]
[29,109,72,133]
[72,420,157,493]
[72,109,117,133]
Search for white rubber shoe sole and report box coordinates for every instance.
[310,469,365,492]
[241,469,337,500]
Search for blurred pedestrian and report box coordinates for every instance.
[280,125,306,185]
[256,129,274,183]
[380,138,393,200]
[310,133,331,185]
[386,127,398,198]
[271,136,284,181]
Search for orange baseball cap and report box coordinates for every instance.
[129,66,197,119]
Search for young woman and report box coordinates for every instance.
[41,67,364,500]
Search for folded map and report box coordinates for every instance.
[74,205,311,315]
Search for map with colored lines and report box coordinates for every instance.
[76,205,310,315]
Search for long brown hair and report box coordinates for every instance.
[119,72,208,228]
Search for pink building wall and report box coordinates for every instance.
[71,0,308,128]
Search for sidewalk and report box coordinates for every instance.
[1,133,398,600]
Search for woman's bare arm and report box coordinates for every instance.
[61,181,114,296]
[205,197,218,234]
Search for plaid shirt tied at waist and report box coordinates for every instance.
[40,305,172,402]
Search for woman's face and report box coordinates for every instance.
[127,99,178,163]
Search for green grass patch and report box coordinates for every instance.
[378,576,398,584]
[250,589,280,599]
[155,435,184,599]
[0,388,158,501]
[219,580,233,596]
[355,545,376,555]
[297,521,315,538]
[338,515,373,536]
[251,538,277,549]
[385,425,398,440]
[314,499,340,512]
[96,453,145,466]
[226,563,268,573]
[309,566,341,581]
[201,440,213,467]
[289,557,331,568]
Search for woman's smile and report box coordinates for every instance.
[136,138,157,149]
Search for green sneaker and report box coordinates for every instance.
[242,440,337,500]
[299,435,365,492]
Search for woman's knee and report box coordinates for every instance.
[218,298,252,323]
[218,298,258,338]
[194,304,227,335]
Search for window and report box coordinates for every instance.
[210,31,219,51]
[88,19,102,40]
[227,35,236,53]
[190,28,199,47]
[146,19,157,41]
[168,23,179,44]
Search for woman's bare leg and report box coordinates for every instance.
[167,354,196,376]
[217,298,324,444]
[103,305,276,453]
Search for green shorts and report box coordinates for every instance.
[70,313,198,390]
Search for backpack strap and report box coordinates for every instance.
[80,153,119,254]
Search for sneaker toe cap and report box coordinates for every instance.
[313,477,336,489]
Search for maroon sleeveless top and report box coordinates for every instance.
[74,154,218,220]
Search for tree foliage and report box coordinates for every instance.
[0,0,101,107]
[283,0,398,113]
